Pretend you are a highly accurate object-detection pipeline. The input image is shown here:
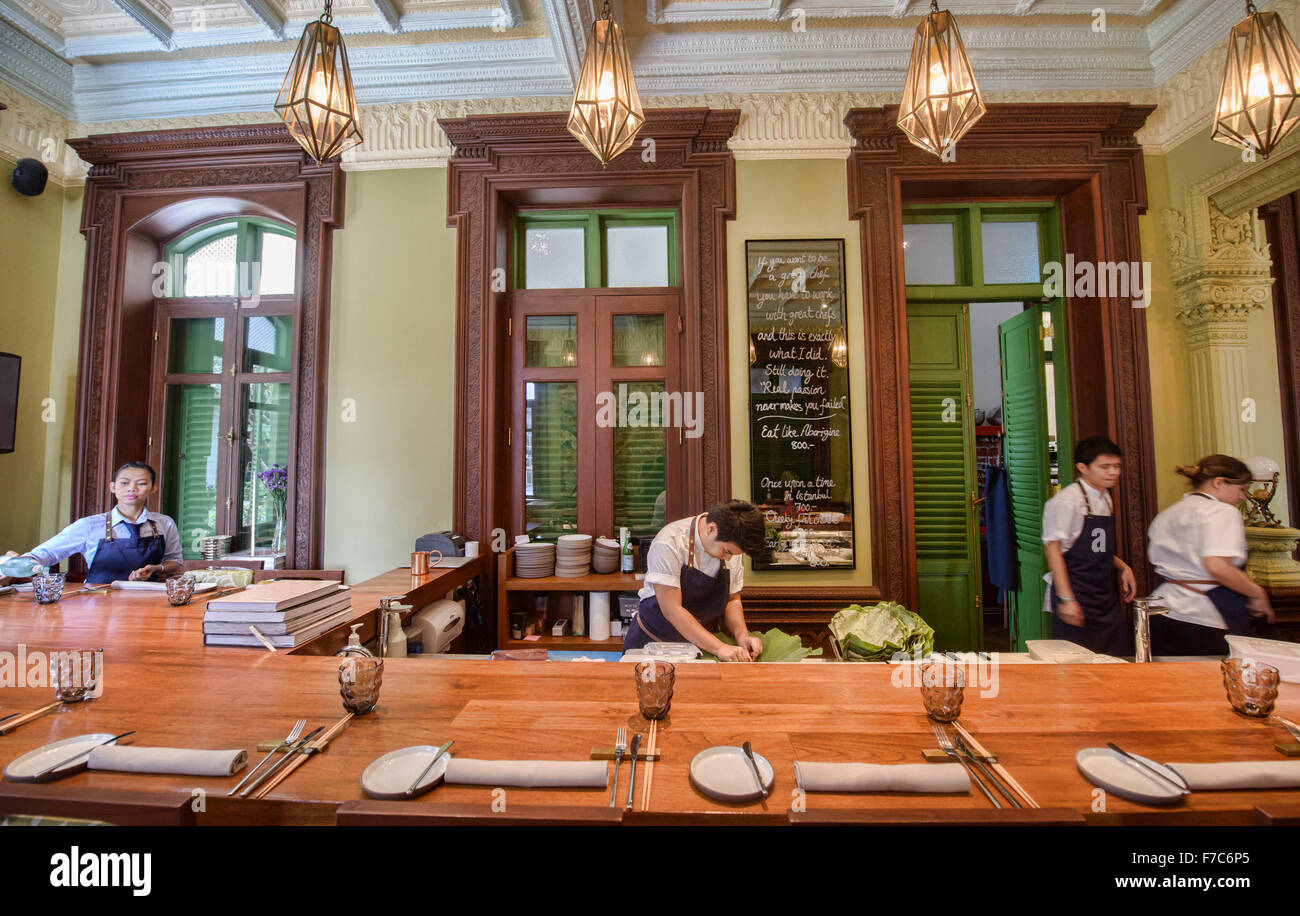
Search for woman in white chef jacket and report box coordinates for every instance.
[1147,455,1274,656]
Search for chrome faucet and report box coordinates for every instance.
[1133,596,1169,663]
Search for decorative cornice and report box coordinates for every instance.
[0,19,75,119]
[1210,145,1300,219]
[0,80,83,184]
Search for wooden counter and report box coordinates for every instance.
[0,572,1298,826]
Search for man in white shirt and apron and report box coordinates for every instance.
[1041,436,1137,656]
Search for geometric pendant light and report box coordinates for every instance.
[567,0,646,166]
[1211,1,1300,159]
[897,0,986,157]
[275,0,364,164]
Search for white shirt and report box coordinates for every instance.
[638,515,744,601]
[1041,480,1113,551]
[1148,492,1248,629]
[24,508,183,572]
[1040,480,1114,612]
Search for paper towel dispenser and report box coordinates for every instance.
[410,599,465,654]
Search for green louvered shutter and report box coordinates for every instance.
[908,303,981,651]
[999,306,1052,649]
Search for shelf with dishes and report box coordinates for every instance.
[495,545,643,650]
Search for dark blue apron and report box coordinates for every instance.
[624,515,732,651]
[85,513,166,585]
[1050,482,1131,656]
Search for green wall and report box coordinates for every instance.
[323,168,459,582]
[0,158,78,554]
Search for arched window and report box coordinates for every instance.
[165,218,296,298]
[152,217,299,560]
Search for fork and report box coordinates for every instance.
[228,718,306,796]
[610,726,627,808]
[933,724,1000,808]
[952,731,1021,807]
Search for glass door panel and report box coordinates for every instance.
[613,380,667,536]
[236,382,291,553]
[524,381,579,537]
[162,383,224,559]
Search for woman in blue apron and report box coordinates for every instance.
[1147,455,1274,656]
[623,500,766,662]
[1043,437,1137,656]
[2,461,183,585]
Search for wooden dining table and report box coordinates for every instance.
[0,569,1297,825]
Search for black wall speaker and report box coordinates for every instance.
[11,158,48,197]
[0,352,18,454]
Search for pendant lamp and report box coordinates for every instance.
[567,0,645,166]
[1211,1,1300,159]
[275,0,363,164]
[897,0,986,157]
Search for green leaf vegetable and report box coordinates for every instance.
[829,602,935,661]
[698,627,823,662]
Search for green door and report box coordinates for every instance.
[1000,305,1056,650]
[908,302,981,651]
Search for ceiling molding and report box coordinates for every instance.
[107,0,176,50]
[0,18,74,118]
[0,80,84,184]
[536,0,594,86]
[369,0,402,33]
[0,0,64,54]
[235,0,287,41]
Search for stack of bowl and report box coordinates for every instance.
[555,534,593,577]
[592,537,621,574]
[514,541,556,578]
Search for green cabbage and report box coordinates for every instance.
[829,602,934,661]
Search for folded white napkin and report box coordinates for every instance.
[443,758,608,788]
[88,746,247,777]
[1164,760,1300,791]
[795,761,971,793]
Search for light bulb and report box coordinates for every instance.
[597,70,616,103]
[1248,62,1270,103]
[929,62,949,96]
[307,61,333,109]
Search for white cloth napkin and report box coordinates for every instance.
[444,758,608,788]
[795,761,971,793]
[88,746,247,777]
[1164,760,1300,791]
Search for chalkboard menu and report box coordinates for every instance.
[746,239,855,569]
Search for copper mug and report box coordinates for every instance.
[411,552,429,575]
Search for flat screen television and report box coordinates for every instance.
[0,352,19,454]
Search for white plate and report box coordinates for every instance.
[4,733,117,783]
[1075,747,1189,806]
[689,745,775,803]
[360,745,452,800]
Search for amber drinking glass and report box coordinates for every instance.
[339,657,384,715]
[33,572,66,605]
[920,661,965,722]
[1221,658,1280,717]
[165,573,197,606]
[53,648,102,703]
[634,660,675,720]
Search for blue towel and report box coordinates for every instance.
[985,465,1019,592]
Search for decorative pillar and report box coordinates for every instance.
[1162,201,1273,457]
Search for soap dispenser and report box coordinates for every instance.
[336,623,375,658]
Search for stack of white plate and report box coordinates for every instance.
[555,534,593,578]
[514,541,556,578]
[592,537,621,574]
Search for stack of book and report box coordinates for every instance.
[202,580,352,648]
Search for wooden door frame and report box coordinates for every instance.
[1258,191,1300,530]
[845,103,1158,612]
[66,124,344,570]
[440,109,740,553]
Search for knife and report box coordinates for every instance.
[952,732,1022,808]
[742,741,768,799]
[1106,742,1190,797]
[241,726,324,797]
[624,734,642,811]
[33,731,135,782]
[405,739,454,797]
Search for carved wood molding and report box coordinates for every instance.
[1259,192,1300,530]
[65,123,344,569]
[844,103,1159,609]
[440,108,739,551]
